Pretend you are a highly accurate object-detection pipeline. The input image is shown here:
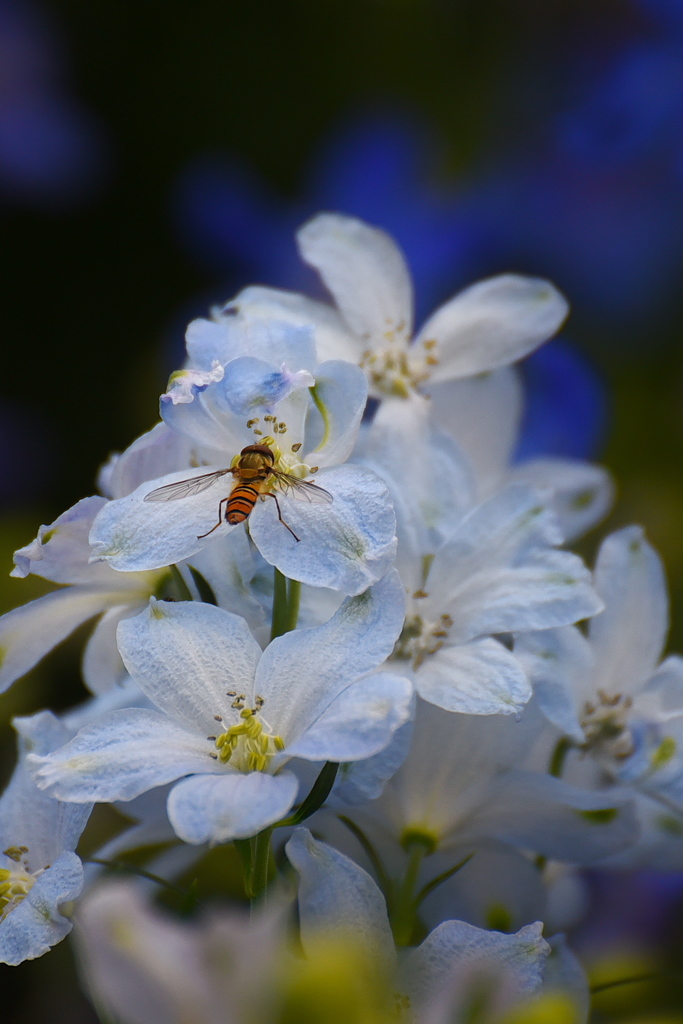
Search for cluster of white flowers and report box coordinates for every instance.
[1,213,681,1022]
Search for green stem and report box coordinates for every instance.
[270,569,301,641]
[536,737,574,872]
[248,827,274,905]
[414,853,474,908]
[549,736,572,778]
[391,842,426,946]
[276,762,339,827]
[337,815,393,902]
[271,568,289,641]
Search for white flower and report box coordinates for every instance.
[516,525,683,800]
[287,829,588,1024]
[0,711,91,965]
[89,320,397,596]
[0,497,167,695]
[226,213,568,401]
[335,700,638,869]
[30,572,412,845]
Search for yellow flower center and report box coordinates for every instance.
[359,324,437,399]
[0,847,41,921]
[209,695,285,773]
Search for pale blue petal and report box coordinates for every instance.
[0,587,124,695]
[406,920,548,1008]
[514,627,593,743]
[255,570,405,739]
[510,458,614,544]
[286,828,395,969]
[30,709,217,803]
[590,526,669,698]
[167,771,299,844]
[117,600,262,732]
[221,356,314,416]
[303,360,367,467]
[285,673,413,762]
[416,273,568,382]
[82,605,136,695]
[249,464,397,595]
[225,285,360,364]
[297,213,413,343]
[429,368,523,495]
[330,719,414,807]
[458,771,639,863]
[89,468,237,572]
[439,548,603,643]
[414,639,532,716]
[544,935,590,1023]
[638,655,683,721]
[11,496,112,584]
[2,712,92,862]
[0,852,83,966]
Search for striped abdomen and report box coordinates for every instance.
[226,483,260,524]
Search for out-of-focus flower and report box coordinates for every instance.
[0,0,105,203]
[0,710,91,965]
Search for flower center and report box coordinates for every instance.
[392,610,453,671]
[0,847,41,922]
[581,690,634,759]
[359,327,437,399]
[209,695,285,773]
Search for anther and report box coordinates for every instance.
[291,442,302,452]
[253,429,263,436]
[246,418,259,428]
[413,589,428,599]
[214,715,223,722]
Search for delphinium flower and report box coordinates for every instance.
[222,215,613,543]
[89,319,397,595]
[0,710,91,964]
[72,833,588,1024]
[320,699,638,948]
[30,572,412,845]
[516,526,683,805]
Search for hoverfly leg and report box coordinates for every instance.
[197,497,230,539]
[264,492,300,542]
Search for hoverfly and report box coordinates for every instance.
[143,442,332,542]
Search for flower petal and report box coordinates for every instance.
[226,285,361,364]
[12,496,119,586]
[0,587,124,695]
[167,771,299,844]
[117,600,262,732]
[459,771,639,863]
[514,627,593,743]
[249,464,397,595]
[297,213,413,343]
[406,920,548,1009]
[589,526,668,697]
[429,368,523,496]
[415,274,568,382]
[89,468,236,572]
[0,852,83,966]
[82,604,139,695]
[414,639,531,716]
[285,828,395,970]
[99,422,196,499]
[285,672,413,762]
[255,569,405,739]
[304,360,368,468]
[30,709,217,803]
[510,457,614,543]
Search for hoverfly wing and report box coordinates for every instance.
[143,468,234,502]
[271,469,333,504]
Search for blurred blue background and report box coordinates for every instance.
[3,0,683,1020]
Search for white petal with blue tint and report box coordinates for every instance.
[167,771,299,844]
[249,464,397,595]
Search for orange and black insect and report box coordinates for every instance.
[143,442,332,542]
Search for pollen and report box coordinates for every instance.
[211,696,284,772]
[0,848,42,922]
[580,690,635,760]
[392,613,453,670]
